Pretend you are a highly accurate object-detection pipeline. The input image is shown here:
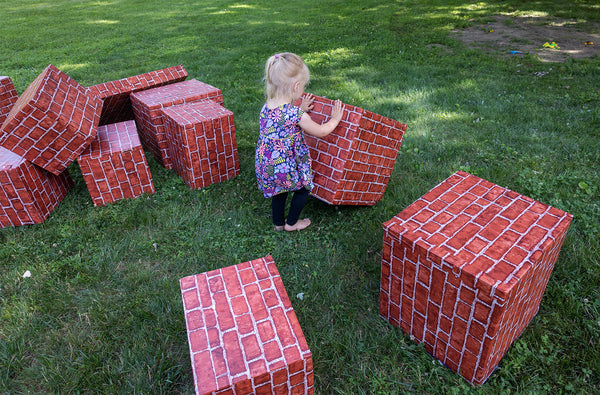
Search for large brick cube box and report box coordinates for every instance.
[162,100,240,190]
[294,94,406,205]
[180,255,314,394]
[0,76,19,125]
[78,120,154,207]
[0,147,73,228]
[0,65,101,175]
[87,65,188,126]
[131,79,223,169]
[379,171,572,384]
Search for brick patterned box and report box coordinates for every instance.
[379,171,572,384]
[162,100,240,190]
[131,79,223,169]
[180,255,314,395]
[0,76,18,125]
[77,120,154,207]
[0,147,73,228]
[294,94,406,205]
[0,64,102,175]
[87,65,188,126]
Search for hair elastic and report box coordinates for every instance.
[274,54,279,59]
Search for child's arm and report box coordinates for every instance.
[299,99,343,138]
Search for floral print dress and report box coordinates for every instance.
[255,103,314,198]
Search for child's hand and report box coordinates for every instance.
[331,99,343,122]
[299,98,344,138]
[300,93,314,112]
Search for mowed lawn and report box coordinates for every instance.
[1,0,598,393]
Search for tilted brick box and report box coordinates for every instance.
[180,255,314,395]
[379,171,572,384]
[131,79,223,169]
[0,76,18,125]
[0,64,101,175]
[294,93,406,205]
[162,100,240,190]
[87,65,188,126]
[78,120,154,207]
[0,147,73,228]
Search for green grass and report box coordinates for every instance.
[1,0,599,393]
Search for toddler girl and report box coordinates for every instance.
[255,52,343,231]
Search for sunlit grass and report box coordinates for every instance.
[86,19,119,25]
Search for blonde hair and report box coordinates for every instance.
[264,52,310,101]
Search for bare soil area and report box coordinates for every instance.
[451,15,600,62]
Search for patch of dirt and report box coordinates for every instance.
[451,15,600,62]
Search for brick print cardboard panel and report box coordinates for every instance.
[180,255,314,395]
[0,65,102,175]
[131,79,223,169]
[0,147,73,228]
[87,65,188,126]
[78,120,154,207]
[0,76,18,125]
[162,100,240,190]
[379,171,572,384]
[295,94,406,205]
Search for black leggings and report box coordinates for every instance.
[271,188,309,226]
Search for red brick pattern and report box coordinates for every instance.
[162,100,240,189]
[180,255,314,395]
[0,65,101,175]
[77,120,154,206]
[131,79,223,169]
[379,171,572,384]
[0,147,73,228]
[0,76,18,125]
[87,65,188,126]
[294,94,406,205]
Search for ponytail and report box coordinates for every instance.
[264,53,310,101]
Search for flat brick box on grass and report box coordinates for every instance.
[131,79,223,169]
[0,65,102,175]
[180,255,313,395]
[77,120,154,207]
[0,147,73,228]
[87,65,188,126]
[379,171,572,384]
[294,93,406,205]
[162,100,240,190]
[0,76,18,125]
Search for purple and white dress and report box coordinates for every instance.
[255,103,314,198]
